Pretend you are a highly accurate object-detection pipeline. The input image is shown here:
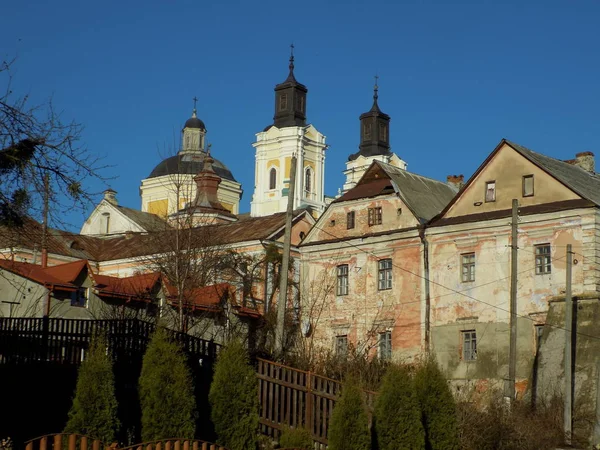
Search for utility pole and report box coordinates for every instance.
[508,199,519,403]
[564,244,573,445]
[41,172,51,318]
[275,155,297,356]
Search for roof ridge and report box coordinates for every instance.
[375,160,450,186]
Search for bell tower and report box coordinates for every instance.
[343,78,406,192]
[251,47,327,218]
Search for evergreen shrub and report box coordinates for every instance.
[375,364,425,450]
[209,339,258,450]
[139,327,195,440]
[279,425,312,450]
[64,333,119,443]
[328,378,370,450]
[414,357,459,450]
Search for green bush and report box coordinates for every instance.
[64,333,119,443]
[209,339,258,450]
[375,364,425,450]
[279,425,312,449]
[414,357,459,450]
[328,378,370,450]
[139,327,195,440]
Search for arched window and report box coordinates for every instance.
[304,167,312,193]
[269,168,277,190]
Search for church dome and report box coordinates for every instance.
[148,153,237,182]
[184,116,206,130]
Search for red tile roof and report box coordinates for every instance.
[94,272,161,301]
[0,259,88,291]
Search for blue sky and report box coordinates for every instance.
[2,0,599,230]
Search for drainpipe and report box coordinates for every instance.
[419,225,431,353]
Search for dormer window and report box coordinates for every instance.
[485,181,496,202]
[269,168,277,190]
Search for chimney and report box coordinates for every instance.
[103,189,118,205]
[575,151,595,173]
[447,174,465,190]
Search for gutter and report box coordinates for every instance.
[418,224,431,353]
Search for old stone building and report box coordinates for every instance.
[426,139,600,399]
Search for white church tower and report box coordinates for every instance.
[343,79,407,193]
[251,48,327,218]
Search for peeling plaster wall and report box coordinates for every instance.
[301,227,424,361]
[427,208,595,393]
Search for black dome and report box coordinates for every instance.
[184,117,206,130]
[148,153,237,182]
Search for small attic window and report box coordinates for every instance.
[485,181,496,202]
[523,175,534,197]
[70,241,83,250]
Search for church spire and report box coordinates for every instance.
[272,45,308,129]
[370,75,381,113]
[348,76,391,161]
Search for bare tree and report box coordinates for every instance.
[0,57,107,228]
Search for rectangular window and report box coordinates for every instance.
[379,123,387,142]
[378,259,393,290]
[364,123,372,140]
[347,211,355,229]
[335,335,348,356]
[71,288,88,308]
[379,330,392,360]
[485,181,496,202]
[461,253,475,282]
[535,244,551,275]
[368,207,382,226]
[523,175,534,197]
[279,93,288,111]
[462,330,477,361]
[336,265,349,296]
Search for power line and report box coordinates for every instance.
[308,221,600,343]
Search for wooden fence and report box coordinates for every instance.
[0,317,218,365]
[0,318,220,448]
[25,435,228,450]
[257,358,375,448]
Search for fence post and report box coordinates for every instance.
[306,371,313,436]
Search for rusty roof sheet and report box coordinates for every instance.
[94,272,161,300]
[0,210,309,263]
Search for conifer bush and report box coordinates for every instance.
[328,378,370,450]
[279,425,312,450]
[375,364,425,450]
[64,333,119,443]
[414,357,459,450]
[208,339,258,450]
[139,327,195,441]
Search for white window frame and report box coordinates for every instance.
[378,259,393,291]
[535,244,551,275]
[336,264,349,296]
[461,253,475,282]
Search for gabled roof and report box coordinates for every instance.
[431,138,600,224]
[335,161,457,223]
[0,259,91,291]
[94,272,161,301]
[505,140,600,206]
[114,205,170,232]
